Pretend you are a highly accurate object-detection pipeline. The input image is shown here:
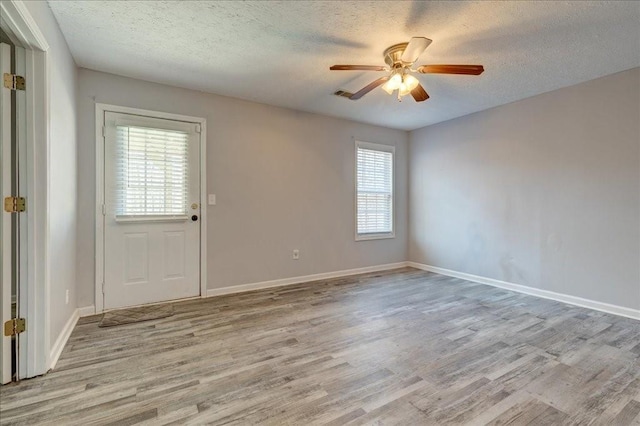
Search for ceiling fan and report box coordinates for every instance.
[330,37,484,102]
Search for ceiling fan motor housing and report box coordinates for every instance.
[384,43,411,67]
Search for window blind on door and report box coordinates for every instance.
[115,125,189,217]
[356,143,393,236]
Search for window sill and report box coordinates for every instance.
[355,233,395,241]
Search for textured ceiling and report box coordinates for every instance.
[48,1,640,131]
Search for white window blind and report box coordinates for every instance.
[356,142,394,238]
[115,125,189,217]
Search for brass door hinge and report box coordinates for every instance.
[4,196,26,213]
[3,73,25,91]
[4,318,26,336]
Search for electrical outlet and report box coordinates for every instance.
[65,289,69,305]
[292,249,299,260]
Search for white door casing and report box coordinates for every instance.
[1,0,52,377]
[103,112,202,309]
[1,42,12,384]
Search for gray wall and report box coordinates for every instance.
[23,2,78,344]
[409,68,640,310]
[77,69,408,308]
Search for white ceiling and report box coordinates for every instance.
[48,1,640,131]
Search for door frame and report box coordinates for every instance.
[95,103,207,313]
[0,0,51,378]
[1,42,13,384]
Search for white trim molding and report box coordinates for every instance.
[0,1,49,51]
[207,262,409,298]
[78,305,96,317]
[1,0,51,379]
[94,103,207,314]
[408,262,640,321]
[48,308,79,371]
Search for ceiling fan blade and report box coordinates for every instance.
[410,83,429,102]
[401,37,432,63]
[330,65,387,71]
[416,65,484,75]
[350,76,390,100]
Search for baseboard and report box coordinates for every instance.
[78,305,96,317]
[206,262,410,298]
[407,262,640,321]
[49,308,79,370]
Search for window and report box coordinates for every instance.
[356,141,394,240]
[115,125,189,217]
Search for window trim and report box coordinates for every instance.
[354,140,395,241]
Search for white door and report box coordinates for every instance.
[103,112,201,309]
[1,42,12,384]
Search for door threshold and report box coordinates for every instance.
[100,295,202,315]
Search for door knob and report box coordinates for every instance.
[191,215,198,221]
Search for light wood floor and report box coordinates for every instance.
[1,268,639,425]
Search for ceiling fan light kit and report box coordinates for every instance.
[330,36,484,103]
[381,71,420,101]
